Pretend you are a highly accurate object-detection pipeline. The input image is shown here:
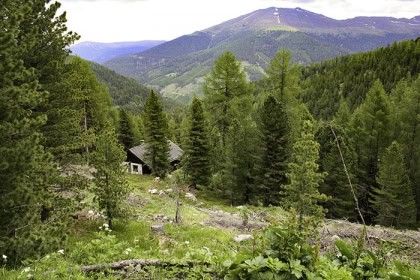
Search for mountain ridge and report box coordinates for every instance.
[70,40,165,64]
[103,7,420,102]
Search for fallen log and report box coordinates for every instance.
[80,259,210,273]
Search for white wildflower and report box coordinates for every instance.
[184,241,190,244]
[124,248,133,255]
[27,273,33,279]
[57,249,65,255]
[103,223,109,228]
[22,267,31,273]
[2,254,7,260]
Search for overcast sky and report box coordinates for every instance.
[60,0,420,43]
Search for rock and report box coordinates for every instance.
[165,188,173,193]
[196,202,205,207]
[151,224,164,234]
[185,192,197,201]
[234,234,254,242]
[148,189,158,195]
[236,206,245,210]
[159,190,165,196]
[332,235,340,240]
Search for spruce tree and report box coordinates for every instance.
[143,90,170,177]
[349,80,392,221]
[316,123,356,220]
[397,75,420,220]
[282,120,328,226]
[118,108,136,151]
[257,95,290,206]
[184,97,211,186]
[91,126,130,229]
[0,3,68,264]
[371,142,416,228]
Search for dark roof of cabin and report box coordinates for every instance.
[128,140,183,166]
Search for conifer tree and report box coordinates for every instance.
[91,126,129,229]
[316,123,356,220]
[143,91,170,176]
[282,120,328,226]
[349,80,392,220]
[184,97,211,186]
[118,108,136,151]
[203,51,249,152]
[397,76,420,219]
[266,49,301,102]
[334,98,352,129]
[371,142,416,228]
[257,95,290,205]
[0,3,68,264]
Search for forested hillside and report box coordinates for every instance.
[1,1,420,279]
[104,7,420,102]
[302,38,420,119]
[88,61,151,113]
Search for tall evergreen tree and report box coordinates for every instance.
[371,142,416,228]
[203,51,249,152]
[143,90,170,177]
[184,97,211,186]
[118,108,136,151]
[396,75,420,220]
[316,123,356,220]
[349,80,392,221]
[282,120,328,226]
[0,2,68,264]
[257,95,290,206]
[266,49,301,102]
[91,126,130,229]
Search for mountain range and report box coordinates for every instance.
[70,40,165,64]
[96,7,419,102]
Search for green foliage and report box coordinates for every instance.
[183,97,211,186]
[203,51,250,152]
[265,49,301,102]
[349,80,392,221]
[316,123,357,220]
[91,126,130,228]
[371,141,417,228]
[0,0,71,265]
[282,120,328,225]
[395,75,420,219]
[142,90,170,176]
[257,95,290,205]
[303,39,420,119]
[118,108,136,150]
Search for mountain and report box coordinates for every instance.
[87,61,183,114]
[103,7,420,102]
[70,40,165,64]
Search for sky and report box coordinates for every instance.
[60,0,420,43]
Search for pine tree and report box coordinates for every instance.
[223,116,260,205]
[397,75,420,220]
[371,142,416,228]
[282,120,328,226]
[91,126,130,229]
[266,49,301,102]
[0,3,68,264]
[203,51,249,152]
[184,97,211,186]
[143,90,170,177]
[316,123,356,220]
[257,95,290,206]
[334,98,352,129]
[118,108,136,151]
[349,80,392,221]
